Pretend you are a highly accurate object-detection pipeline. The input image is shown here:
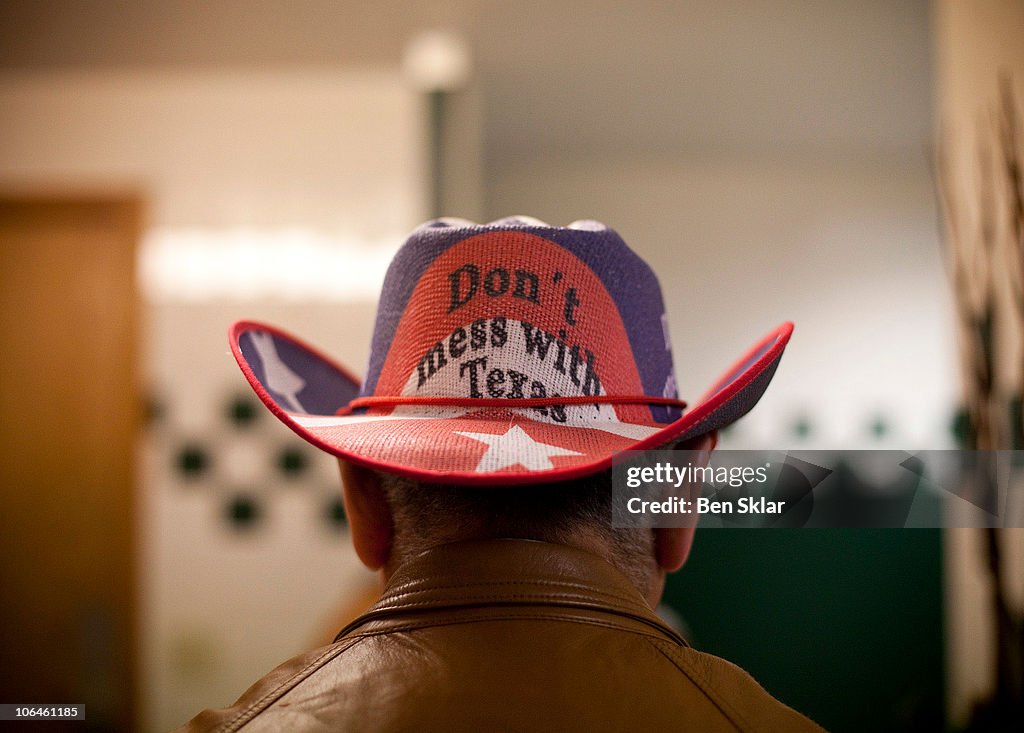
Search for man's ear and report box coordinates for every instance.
[654,430,719,572]
[338,460,393,571]
[686,429,718,453]
[654,527,694,573]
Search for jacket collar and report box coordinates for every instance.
[336,539,687,646]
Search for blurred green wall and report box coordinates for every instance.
[665,529,944,732]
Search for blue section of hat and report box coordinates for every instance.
[240,330,359,416]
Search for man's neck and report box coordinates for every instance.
[382,532,664,608]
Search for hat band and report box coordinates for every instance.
[335,394,687,417]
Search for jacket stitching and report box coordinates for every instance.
[645,638,754,732]
[343,611,680,642]
[217,639,364,733]
[366,591,644,608]
[345,594,683,643]
[381,578,639,606]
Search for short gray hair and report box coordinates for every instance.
[377,470,658,591]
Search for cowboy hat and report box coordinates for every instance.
[230,217,792,485]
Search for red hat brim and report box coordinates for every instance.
[229,320,793,486]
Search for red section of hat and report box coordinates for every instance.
[374,230,650,424]
[304,411,639,475]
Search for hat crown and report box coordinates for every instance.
[360,218,681,425]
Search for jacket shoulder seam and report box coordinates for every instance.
[217,638,365,733]
[645,638,751,732]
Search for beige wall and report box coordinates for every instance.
[0,69,424,231]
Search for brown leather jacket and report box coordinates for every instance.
[180,540,824,732]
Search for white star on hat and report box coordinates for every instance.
[455,425,584,472]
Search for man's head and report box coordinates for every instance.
[337,430,716,606]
